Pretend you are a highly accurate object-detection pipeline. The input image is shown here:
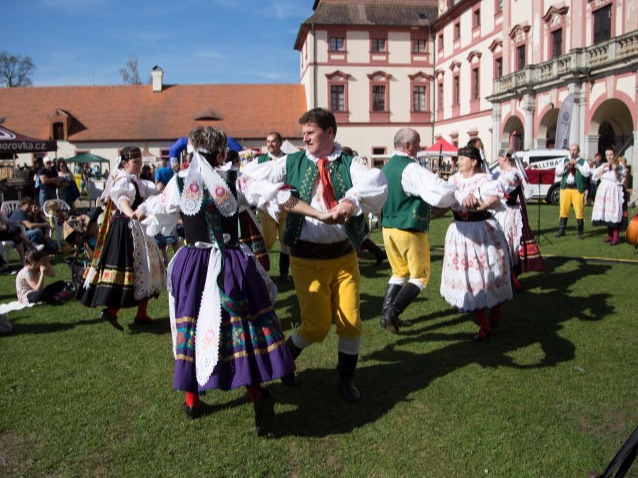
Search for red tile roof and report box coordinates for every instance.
[0,83,307,144]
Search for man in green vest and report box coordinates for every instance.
[242,108,387,402]
[554,143,591,239]
[255,132,291,282]
[381,128,456,333]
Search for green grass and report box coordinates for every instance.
[1,203,638,477]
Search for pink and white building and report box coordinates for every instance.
[296,0,638,176]
[294,0,439,159]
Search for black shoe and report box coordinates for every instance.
[184,402,201,420]
[472,330,490,342]
[278,274,292,283]
[100,309,123,331]
[380,310,400,334]
[254,389,275,436]
[339,377,360,402]
[281,372,300,387]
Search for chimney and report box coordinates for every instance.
[151,66,164,92]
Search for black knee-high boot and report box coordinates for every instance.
[577,219,585,239]
[279,252,291,282]
[380,282,421,334]
[281,336,302,387]
[555,217,567,237]
[337,352,360,402]
[381,283,403,316]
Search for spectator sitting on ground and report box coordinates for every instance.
[15,250,71,305]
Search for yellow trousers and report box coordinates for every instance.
[382,228,431,285]
[257,209,289,254]
[290,250,361,342]
[559,189,586,220]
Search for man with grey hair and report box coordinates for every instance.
[380,128,457,333]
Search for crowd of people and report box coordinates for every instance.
[2,107,633,436]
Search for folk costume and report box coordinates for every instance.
[78,168,165,329]
[255,151,290,281]
[380,151,456,333]
[555,156,591,238]
[592,161,627,245]
[138,151,294,431]
[243,143,387,401]
[440,171,513,340]
[493,167,545,290]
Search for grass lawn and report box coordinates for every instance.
[1,203,638,477]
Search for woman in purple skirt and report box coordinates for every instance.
[137,126,294,435]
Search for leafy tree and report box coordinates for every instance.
[119,55,142,85]
[0,51,36,87]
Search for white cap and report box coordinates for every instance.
[43,156,52,163]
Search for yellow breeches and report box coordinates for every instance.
[290,250,361,342]
[258,210,288,254]
[559,189,586,219]
[382,228,431,285]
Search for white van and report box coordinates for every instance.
[491,149,569,204]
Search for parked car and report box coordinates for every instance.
[490,149,569,205]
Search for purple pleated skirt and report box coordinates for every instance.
[170,245,294,393]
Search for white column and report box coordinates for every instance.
[492,103,501,155]
[521,93,535,150]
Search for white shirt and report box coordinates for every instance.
[242,143,387,244]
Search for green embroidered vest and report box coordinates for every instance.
[283,151,368,249]
[381,155,430,232]
[257,153,270,164]
[560,157,588,193]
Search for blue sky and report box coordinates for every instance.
[2,0,312,86]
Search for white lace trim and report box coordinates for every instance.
[167,251,178,359]
[180,152,237,217]
[195,244,223,386]
[129,219,165,301]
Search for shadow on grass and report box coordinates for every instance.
[268,256,613,438]
[9,317,104,334]
[126,317,172,335]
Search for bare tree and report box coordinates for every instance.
[0,51,36,87]
[119,55,142,85]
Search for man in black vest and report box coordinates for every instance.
[380,128,456,333]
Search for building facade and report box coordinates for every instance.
[294,0,439,158]
[298,0,638,174]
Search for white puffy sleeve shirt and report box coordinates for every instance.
[110,170,159,213]
[393,152,457,208]
[242,147,387,243]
